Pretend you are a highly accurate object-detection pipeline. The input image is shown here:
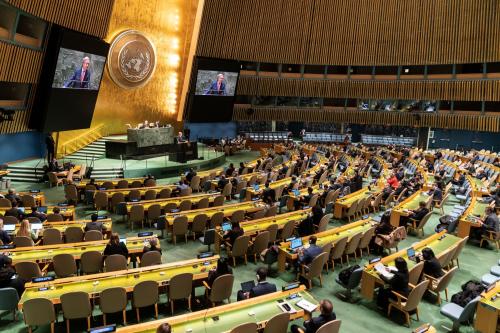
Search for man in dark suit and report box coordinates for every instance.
[217,175,229,191]
[298,235,323,266]
[401,201,429,227]
[0,218,11,245]
[291,299,336,333]
[85,213,107,233]
[4,201,24,220]
[27,206,46,222]
[237,267,277,300]
[45,133,55,164]
[204,73,227,95]
[64,56,91,88]
[476,206,500,243]
[175,131,186,144]
[262,182,276,205]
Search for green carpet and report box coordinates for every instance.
[1,151,498,333]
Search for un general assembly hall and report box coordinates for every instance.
[0,1,499,333]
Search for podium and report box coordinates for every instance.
[105,139,198,162]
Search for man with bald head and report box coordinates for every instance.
[65,56,91,88]
[291,299,336,333]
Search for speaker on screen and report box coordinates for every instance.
[29,25,109,132]
[185,57,240,123]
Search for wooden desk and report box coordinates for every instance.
[165,200,266,225]
[125,192,221,212]
[214,208,311,252]
[457,196,488,238]
[245,178,291,200]
[0,205,75,220]
[9,219,113,236]
[390,191,432,227]
[475,281,500,333]
[18,255,220,309]
[333,187,378,219]
[93,184,177,197]
[9,234,148,264]
[360,231,461,300]
[116,285,317,333]
[75,177,148,190]
[0,191,46,206]
[277,219,374,272]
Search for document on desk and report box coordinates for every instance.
[296,299,317,313]
[374,263,394,279]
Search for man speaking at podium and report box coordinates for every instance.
[175,131,187,144]
[64,56,91,89]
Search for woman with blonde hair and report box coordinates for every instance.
[15,219,39,241]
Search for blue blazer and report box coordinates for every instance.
[64,68,91,88]
[204,81,226,95]
[299,245,323,265]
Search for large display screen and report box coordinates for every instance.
[52,48,106,90]
[186,57,240,123]
[30,25,109,132]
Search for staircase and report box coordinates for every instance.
[63,138,107,161]
[5,165,45,182]
[89,167,124,180]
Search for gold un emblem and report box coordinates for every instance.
[107,30,157,89]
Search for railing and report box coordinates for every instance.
[57,123,109,158]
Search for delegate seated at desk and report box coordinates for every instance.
[85,213,107,233]
[471,206,500,242]
[290,299,336,333]
[237,267,277,300]
[400,201,429,227]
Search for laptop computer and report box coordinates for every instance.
[240,280,255,293]
[253,184,260,191]
[120,238,127,245]
[38,206,48,214]
[221,222,231,232]
[3,224,15,232]
[407,247,416,261]
[18,207,25,213]
[292,189,300,196]
[31,223,43,231]
[290,238,303,251]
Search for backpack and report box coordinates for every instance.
[450,280,485,307]
[338,264,360,285]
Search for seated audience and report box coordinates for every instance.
[0,219,11,244]
[104,233,129,257]
[473,206,499,244]
[417,247,444,278]
[85,213,107,233]
[0,254,25,296]
[225,163,235,177]
[291,299,336,333]
[262,182,276,205]
[223,221,244,246]
[297,235,322,268]
[400,200,430,227]
[142,238,162,258]
[4,201,24,220]
[26,206,46,222]
[237,267,277,300]
[156,323,171,333]
[207,257,233,288]
[15,219,40,241]
[376,257,410,311]
[5,188,21,204]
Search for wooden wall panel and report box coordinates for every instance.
[6,0,114,39]
[197,0,500,65]
[236,76,500,102]
[233,105,500,132]
[0,43,43,83]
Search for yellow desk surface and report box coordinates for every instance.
[334,187,379,219]
[277,219,374,272]
[0,191,45,205]
[288,181,330,200]
[19,255,220,309]
[116,286,317,333]
[165,200,266,225]
[0,205,75,220]
[214,209,311,252]
[457,196,488,238]
[193,157,262,180]
[94,185,177,197]
[9,235,150,264]
[10,219,113,236]
[390,191,432,227]
[125,192,221,212]
[475,281,500,333]
[361,231,461,300]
